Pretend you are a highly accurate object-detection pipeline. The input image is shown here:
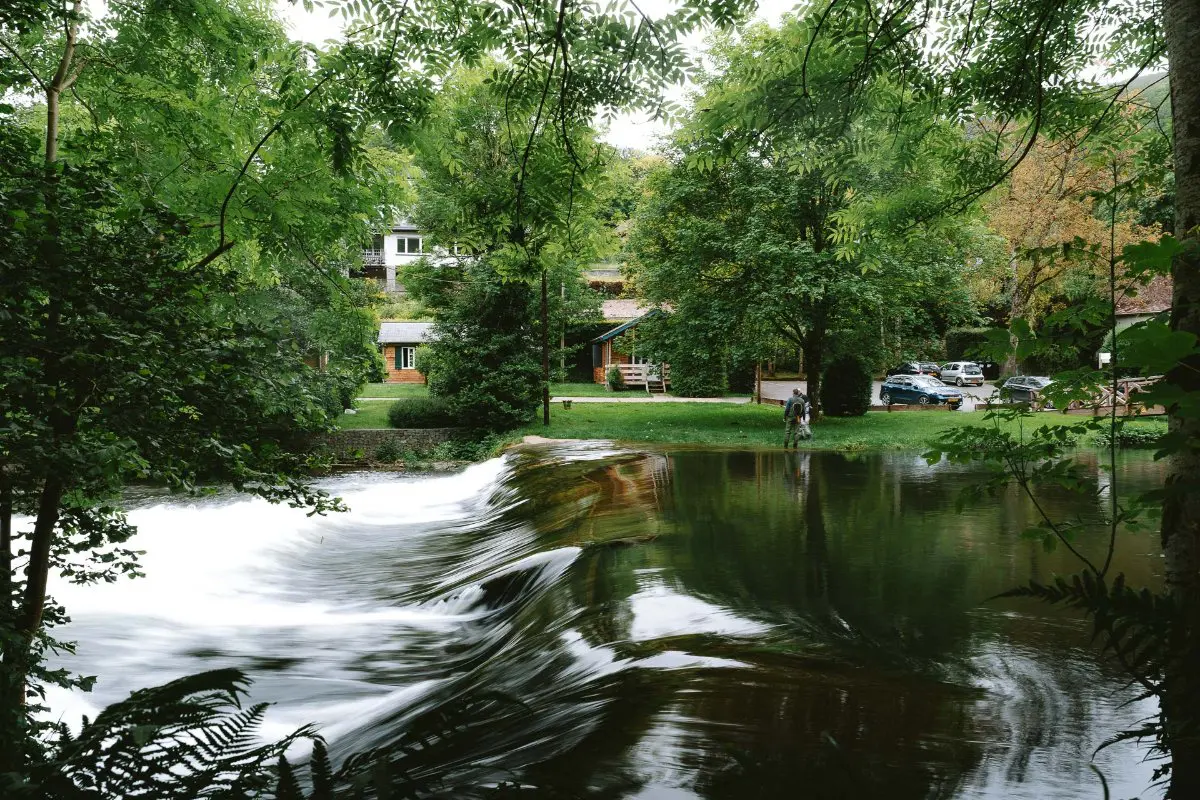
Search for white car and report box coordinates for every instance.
[939,361,985,387]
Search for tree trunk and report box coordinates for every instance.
[1162,2,1200,795]
[1004,253,1023,375]
[802,335,824,420]
[541,269,550,426]
[0,480,16,773]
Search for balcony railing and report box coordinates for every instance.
[362,250,385,267]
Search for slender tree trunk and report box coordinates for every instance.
[3,7,81,760]
[1004,253,1024,375]
[802,334,824,421]
[16,477,66,640]
[541,270,550,426]
[0,480,15,775]
[1162,2,1200,794]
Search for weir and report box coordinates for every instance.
[48,444,1165,798]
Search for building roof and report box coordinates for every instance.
[389,218,420,233]
[593,309,662,342]
[601,299,649,321]
[378,321,435,344]
[1116,275,1173,316]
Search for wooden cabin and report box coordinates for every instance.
[378,321,434,383]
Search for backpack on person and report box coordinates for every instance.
[792,393,810,421]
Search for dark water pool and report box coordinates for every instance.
[51,444,1165,798]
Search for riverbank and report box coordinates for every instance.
[336,400,1167,458]
[513,402,1167,451]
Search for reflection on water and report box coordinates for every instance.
[50,444,1165,798]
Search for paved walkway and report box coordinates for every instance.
[760,379,999,412]
[550,395,751,404]
[360,395,751,404]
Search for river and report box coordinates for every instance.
[48,443,1166,798]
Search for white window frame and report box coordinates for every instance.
[396,346,416,370]
[396,236,423,255]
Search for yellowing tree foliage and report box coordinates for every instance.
[983,135,1160,331]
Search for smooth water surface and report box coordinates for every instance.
[50,444,1166,798]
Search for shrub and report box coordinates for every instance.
[387,397,455,428]
[418,269,541,432]
[373,439,403,462]
[821,356,872,417]
[606,365,625,390]
[1094,422,1167,448]
[413,344,433,376]
[669,360,727,397]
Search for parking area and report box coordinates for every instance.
[760,379,999,412]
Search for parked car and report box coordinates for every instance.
[887,361,942,377]
[1000,376,1054,407]
[879,375,964,408]
[918,361,942,378]
[940,361,985,387]
[886,361,923,376]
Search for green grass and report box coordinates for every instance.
[356,382,430,399]
[338,402,393,429]
[550,382,618,397]
[517,402,1098,450]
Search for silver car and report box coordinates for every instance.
[939,361,985,387]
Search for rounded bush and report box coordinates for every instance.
[606,366,626,390]
[387,397,456,429]
[821,356,872,417]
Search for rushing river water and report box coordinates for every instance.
[48,443,1166,799]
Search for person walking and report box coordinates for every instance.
[783,388,812,448]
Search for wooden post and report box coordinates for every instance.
[755,361,762,404]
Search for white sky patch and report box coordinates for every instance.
[274,0,799,150]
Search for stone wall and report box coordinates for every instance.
[317,428,462,460]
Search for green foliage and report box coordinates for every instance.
[7,669,312,799]
[1093,421,1168,449]
[0,107,346,766]
[606,366,626,391]
[386,398,455,429]
[372,439,403,463]
[416,268,541,432]
[627,314,727,397]
[821,357,872,417]
[945,328,1004,361]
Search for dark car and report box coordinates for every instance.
[1000,376,1054,406]
[880,375,964,408]
[887,361,924,376]
[918,361,942,378]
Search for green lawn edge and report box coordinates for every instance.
[338,398,1167,452]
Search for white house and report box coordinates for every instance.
[359,220,428,293]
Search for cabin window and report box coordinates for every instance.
[395,346,415,370]
[397,236,422,254]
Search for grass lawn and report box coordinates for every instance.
[550,382,612,397]
[338,402,393,429]
[517,402,1156,450]
[357,383,430,399]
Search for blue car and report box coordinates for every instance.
[880,374,964,408]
